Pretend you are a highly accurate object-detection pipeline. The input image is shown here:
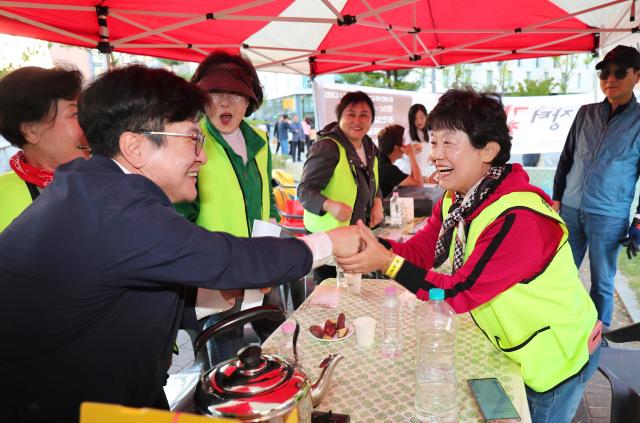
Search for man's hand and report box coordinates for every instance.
[621,217,640,259]
[552,200,561,212]
[337,220,394,274]
[324,199,352,222]
[327,225,363,258]
[369,198,384,228]
[220,289,244,305]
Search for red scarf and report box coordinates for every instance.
[9,151,54,189]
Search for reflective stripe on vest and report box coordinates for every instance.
[196,125,270,237]
[0,171,33,232]
[303,137,378,233]
[442,191,597,392]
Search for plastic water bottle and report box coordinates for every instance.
[389,190,402,227]
[278,321,296,364]
[415,288,457,422]
[380,286,402,358]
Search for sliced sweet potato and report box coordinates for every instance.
[323,319,337,338]
[336,313,346,331]
[309,325,324,339]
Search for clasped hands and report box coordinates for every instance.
[327,220,395,274]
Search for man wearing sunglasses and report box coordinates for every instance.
[553,45,640,331]
[0,65,361,422]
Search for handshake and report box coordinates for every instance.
[325,220,395,274]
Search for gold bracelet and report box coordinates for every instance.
[384,255,405,279]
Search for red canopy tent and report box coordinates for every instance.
[0,0,638,75]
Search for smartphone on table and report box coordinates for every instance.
[468,378,521,422]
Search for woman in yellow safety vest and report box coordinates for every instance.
[180,51,279,364]
[298,91,383,283]
[338,89,601,423]
[0,66,88,232]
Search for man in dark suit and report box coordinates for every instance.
[0,65,359,423]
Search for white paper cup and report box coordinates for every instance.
[345,272,362,294]
[353,316,376,347]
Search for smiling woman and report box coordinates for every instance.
[337,88,601,423]
[298,90,383,283]
[0,65,87,232]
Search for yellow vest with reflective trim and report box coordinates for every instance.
[303,137,378,233]
[442,191,597,392]
[196,126,270,237]
[0,171,33,232]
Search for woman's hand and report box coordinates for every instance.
[425,170,439,184]
[369,197,384,227]
[401,144,415,156]
[324,199,353,222]
[337,220,395,274]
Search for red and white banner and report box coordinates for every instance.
[313,81,601,154]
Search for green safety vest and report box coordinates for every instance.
[303,137,379,233]
[0,171,33,232]
[442,190,597,392]
[195,123,270,237]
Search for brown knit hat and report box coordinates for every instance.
[196,62,258,104]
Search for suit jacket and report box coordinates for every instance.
[0,155,312,422]
[290,121,305,142]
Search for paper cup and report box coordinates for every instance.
[345,272,362,294]
[353,316,376,347]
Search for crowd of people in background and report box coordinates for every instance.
[271,113,316,162]
[0,44,639,423]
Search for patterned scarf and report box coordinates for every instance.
[433,165,508,274]
[9,151,54,189]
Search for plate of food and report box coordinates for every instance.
[308,313,354,342]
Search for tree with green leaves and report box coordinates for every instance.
[507,78,558,96]
[0,45,45,79]
[337,69,421,90]
[553,55,579,94]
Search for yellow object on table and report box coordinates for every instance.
[80,402,300,423]
[263,279,532,423]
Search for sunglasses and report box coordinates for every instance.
[598,68,632,80]
[143,131,205,155]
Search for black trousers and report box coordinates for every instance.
[290,140,304,161]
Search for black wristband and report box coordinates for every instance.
[393,259,435,295]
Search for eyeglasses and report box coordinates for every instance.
[143,131,205,155]
[598,68,632,80]
[209,92,247,104]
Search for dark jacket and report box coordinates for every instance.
[274,119,291,141]
[297,122,381,225]
[553,96,640,218]
[0,155,312,422]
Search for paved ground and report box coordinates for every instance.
[572,260,639,423]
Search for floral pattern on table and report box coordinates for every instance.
[263,279,531,423]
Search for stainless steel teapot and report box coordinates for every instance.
[193,306,343,422]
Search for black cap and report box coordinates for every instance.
[595,45,640,70]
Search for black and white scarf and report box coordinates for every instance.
[433,165,508,274]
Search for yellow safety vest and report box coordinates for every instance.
[303,137,378,233]
[0,171,33,232]
[196,122,270,237]
[442,190,597,392]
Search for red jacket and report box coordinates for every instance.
[388,164,564,313]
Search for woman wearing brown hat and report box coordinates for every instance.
[182,51,281,363]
